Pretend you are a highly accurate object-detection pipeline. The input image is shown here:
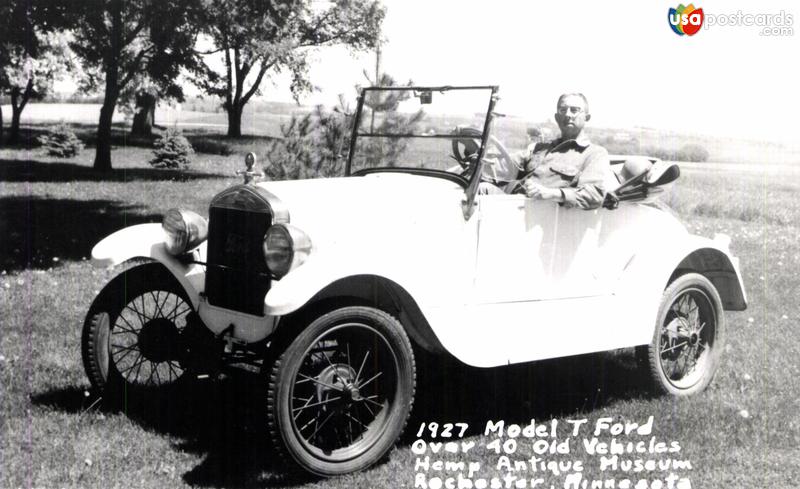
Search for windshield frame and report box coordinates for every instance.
[345,85,500,218]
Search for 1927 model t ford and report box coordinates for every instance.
[82,86,746,476]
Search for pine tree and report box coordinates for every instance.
[149,129,194,169]
[37,123,84,157]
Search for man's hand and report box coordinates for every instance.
[522,179,561,201]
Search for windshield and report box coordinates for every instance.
[346,86,503,183]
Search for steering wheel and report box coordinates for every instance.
[450,126,519,183]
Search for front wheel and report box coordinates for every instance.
[267,306,416,476]
[82,263,194,402]
[639,273,725,396]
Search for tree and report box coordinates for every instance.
[119,76,160,137]
[357,72,424,168]
[70,0,202,171]
[130,89,158,136]
[0,1,74,145]
[265,72,423,180]
[195,0,385,137]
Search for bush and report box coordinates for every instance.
[265,74,424,181]
[150,129,194,169]
[190,137,233,156]
[265,107,343,181]
[37,123,84,158]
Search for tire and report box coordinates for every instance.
[81,263,193,402]
[640,273,725,396]
[267,306,416,476]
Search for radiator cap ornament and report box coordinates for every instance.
[236,152,264,184]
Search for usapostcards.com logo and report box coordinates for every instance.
[668,4,704,36]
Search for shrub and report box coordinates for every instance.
[265,74,424,181]
[191,137,233,156]
[37,123,84,158]
[150,129,195,169]
[265,107,341,181]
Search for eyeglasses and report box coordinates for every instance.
[557,106,585,116]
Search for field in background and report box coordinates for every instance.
[6,102,800,166]
[1,109,799,488]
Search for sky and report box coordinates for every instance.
[260,0,799,143]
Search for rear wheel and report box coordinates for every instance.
[267,306,416,476]
[640,273,725,395]
[82,263,193,402]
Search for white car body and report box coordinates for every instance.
[92,170,747,367]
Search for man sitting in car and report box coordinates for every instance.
[484,93,613,210]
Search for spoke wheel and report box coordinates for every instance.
[640,273,725,395]
[82,263,192,401]
[268,306,415,476]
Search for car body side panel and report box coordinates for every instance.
[424,233,746,368]
[424,295,632,367]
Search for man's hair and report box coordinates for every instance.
[556,93,590,114]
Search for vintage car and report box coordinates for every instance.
[82,86,747,476]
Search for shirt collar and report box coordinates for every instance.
[554,133,591,148]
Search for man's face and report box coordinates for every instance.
[554,95,590,139]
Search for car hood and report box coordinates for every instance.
[257,173,467,251]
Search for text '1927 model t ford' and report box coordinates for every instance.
[82,86,747,476]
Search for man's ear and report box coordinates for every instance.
[585,113,592,122]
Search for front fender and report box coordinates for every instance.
[91,223,206,309]
[264,256,395,316]
[264,249,466,317]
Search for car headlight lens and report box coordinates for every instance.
[263,224,312,278]
[162,208,208,255]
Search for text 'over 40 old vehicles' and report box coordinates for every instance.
[82,86,747,476]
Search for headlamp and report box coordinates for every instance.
[162,208,208,255]
[263,224,312,278]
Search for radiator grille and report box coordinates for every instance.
[205,196,272,316]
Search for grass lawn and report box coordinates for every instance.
[1,122,798,488]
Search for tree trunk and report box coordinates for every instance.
[227,104,242,137]
[94,0,122,172]
[10,105,22,145]
[9,80,34,146]
[131,91,156,136]
[94,92,119,172]
[0,104,4,146]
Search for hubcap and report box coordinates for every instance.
[289,323,398,458]
[659,288,715,389]
[137,318,181,363]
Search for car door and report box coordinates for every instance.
[548,205,607,298]
[472,194,558,303]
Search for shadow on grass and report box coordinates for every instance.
[30,385,97,413]
[31,374,301,488]
[0,195,162,271]
[0,158,228,183]
[30,350,654,488]
[407,349,656,440]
